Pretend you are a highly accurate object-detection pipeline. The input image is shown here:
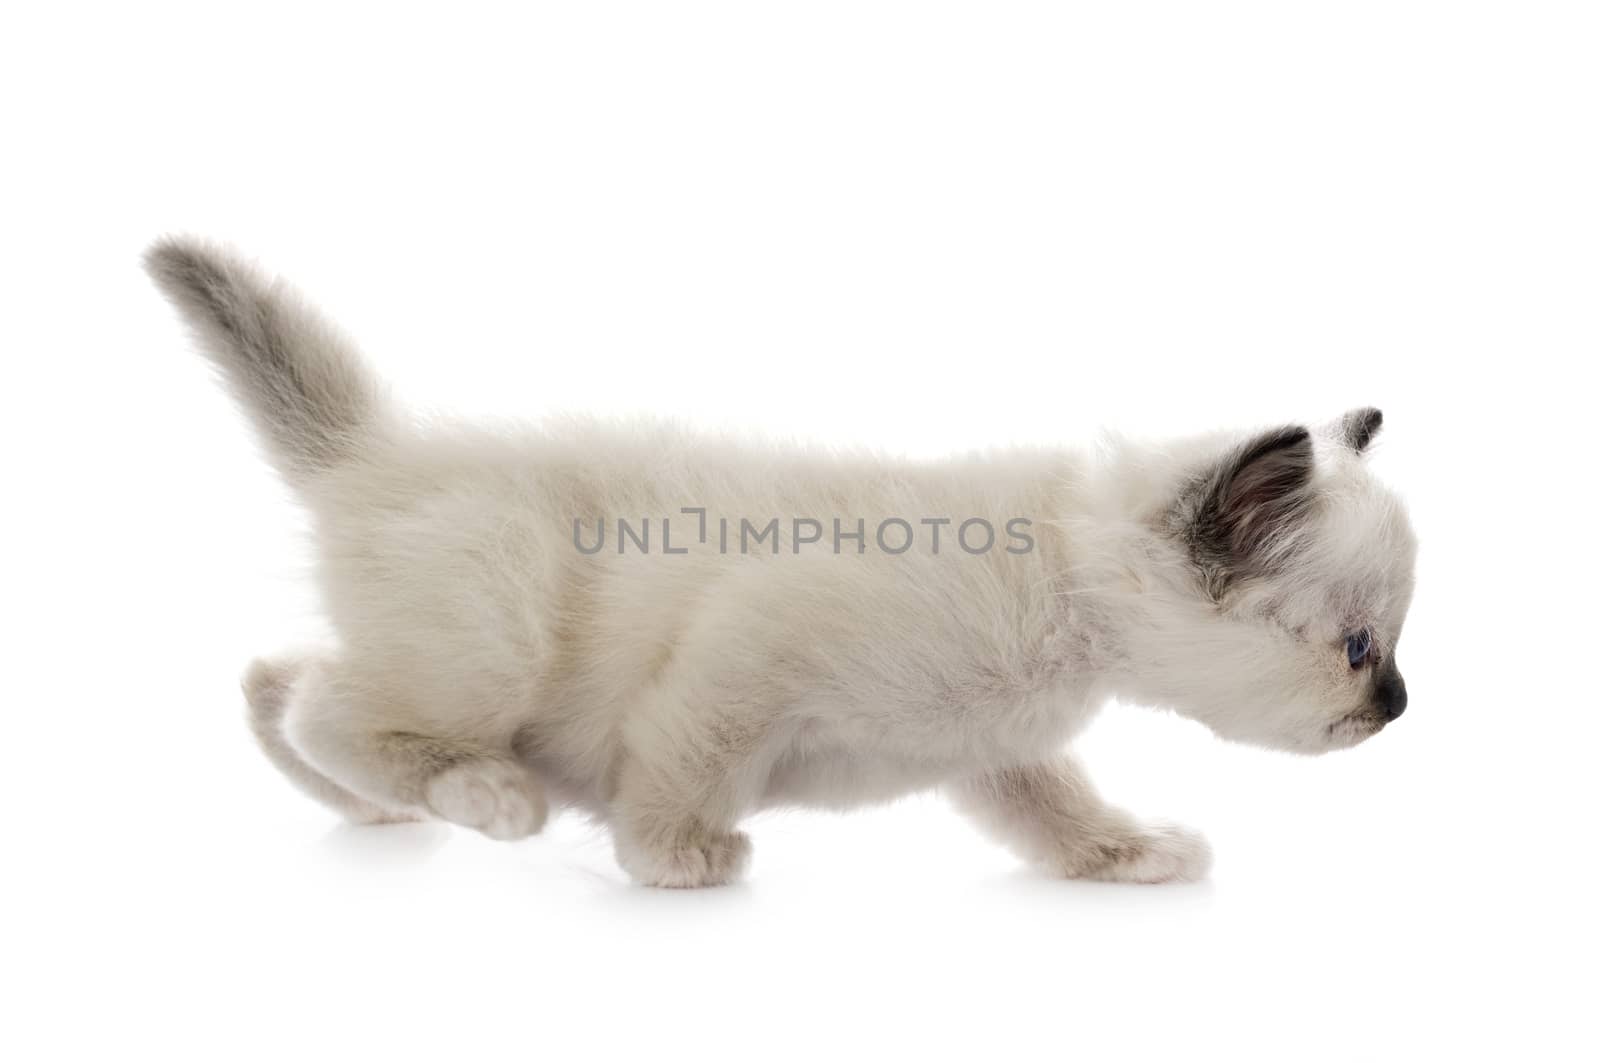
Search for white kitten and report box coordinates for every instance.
[147,238,1417,887]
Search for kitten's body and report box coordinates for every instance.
[317,423,1095,812]
[148,239,1416,887]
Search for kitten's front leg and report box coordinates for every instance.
[951,754,1212,884]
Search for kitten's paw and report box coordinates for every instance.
[351,807,426,826]
[614,826,752,888]
[425,760,547,840]
[1069,820,1212,884]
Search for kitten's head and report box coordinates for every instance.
[1116,408,1416,754]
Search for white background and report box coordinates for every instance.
[4,2,1597,1059]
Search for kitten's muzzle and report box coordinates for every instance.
[1374,663,1407,722]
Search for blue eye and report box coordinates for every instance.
[1346,629,1373,667]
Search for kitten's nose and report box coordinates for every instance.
[1376,671,1408,721]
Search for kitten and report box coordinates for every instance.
[146,238,1416,887]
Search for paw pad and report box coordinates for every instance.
[425,761,548,840]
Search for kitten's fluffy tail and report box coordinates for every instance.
[144,237,387,482]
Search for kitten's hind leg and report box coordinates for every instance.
[418,757,549,841]
[244,656,418,825]
[279,660,547,840]
[608,684,786,888]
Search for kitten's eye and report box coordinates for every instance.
[1346,629,1374,668]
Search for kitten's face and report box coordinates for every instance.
[1137,409,1417,754]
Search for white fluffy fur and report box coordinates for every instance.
[147,238,1417,887]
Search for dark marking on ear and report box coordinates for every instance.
[1340,407,1383,453]
[1182,425,1316,596]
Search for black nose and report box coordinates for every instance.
[1376,671,1408,721]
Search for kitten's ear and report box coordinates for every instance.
[1187,426,1316,590]
[1338,406,1383,452]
